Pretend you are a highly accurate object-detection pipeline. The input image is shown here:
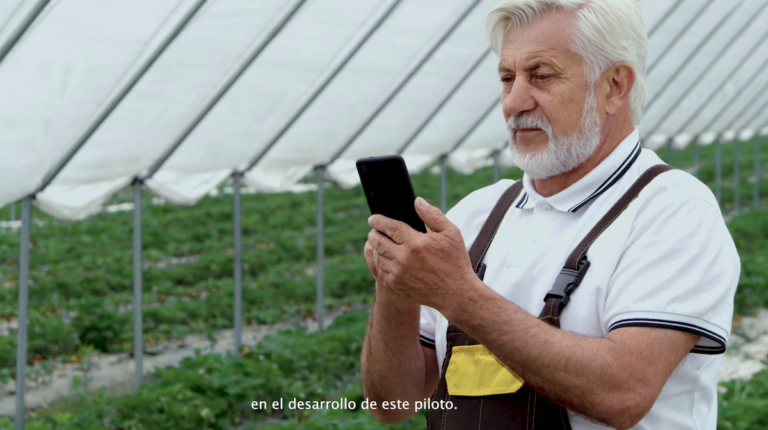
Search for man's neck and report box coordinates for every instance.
[532,116,635,198]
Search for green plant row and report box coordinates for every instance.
[1,140,768,384]
[0,310,388,430]
[2,306,768,430]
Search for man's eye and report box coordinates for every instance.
[534,74,552,81]
[500,76,514,84]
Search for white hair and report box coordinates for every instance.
[487,0,648,123]
[507,85,602,179]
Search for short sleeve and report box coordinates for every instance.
[419,305,438,349]
[604,196,740,354]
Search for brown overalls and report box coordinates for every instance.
[426,165,674,430]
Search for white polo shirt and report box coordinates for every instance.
[419,129,740,430]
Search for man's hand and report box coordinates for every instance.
[363,197,480,311]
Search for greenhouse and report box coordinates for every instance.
[0,0,767,428]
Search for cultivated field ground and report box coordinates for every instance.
[1,138,767,429]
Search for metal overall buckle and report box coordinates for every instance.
[544,259,591,306]
[475,263,487,281]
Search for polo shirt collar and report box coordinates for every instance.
[515,129,641,213]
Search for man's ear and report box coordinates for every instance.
[602,63,635,116]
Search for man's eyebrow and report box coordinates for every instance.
[497,60,558,74]
[523,61,556,72]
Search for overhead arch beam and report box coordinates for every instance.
[654,30,768,141]
[643,0,745,114]
[37,0,209,193]
[0,0,50,65]
[317,0,484,168]
[388,48,492,157]
[642,0,768,140]
[142,0,311,180]
[240,0,405,174]
[646,0,714,75]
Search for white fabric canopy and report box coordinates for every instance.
[0,0,766,219]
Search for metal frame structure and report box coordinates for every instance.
[323,0,484,166]
[645,0,714,75]
[37,0,209,193]
[132,180,143,386]
[239,0,403,331]
[241,0,482,330]
[0,5,49,427]
[14,198,30,430]
[135,0,312,360]
[141,0,310,180]
[394,48,492,156]
[9,0,210,412]
[316,165,326,331]
[233,173,243,352]
[643,0,768,139]
[642,0,745,115]
[646,0,687,39]
[240,0,404,175]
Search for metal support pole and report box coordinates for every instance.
[493,151,500,184]
[315,166,325,332]
[755,137,761,208]
[440,156,448,214]
[233,174,242,353]
[734,139,740,214]
[10,202,15,222]
[715,139,722,208]
[14,198,31,430]
[693,138,700,179]
[132,181,143,388]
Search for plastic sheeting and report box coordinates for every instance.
[0,0,766,219]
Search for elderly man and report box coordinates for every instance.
[360,0,740,429]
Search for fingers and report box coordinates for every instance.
[414,197,454,233]
[367,229,397,260]
[367,214,412,245]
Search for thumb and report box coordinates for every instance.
[414,197,452,233]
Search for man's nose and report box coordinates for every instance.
[502,80,537,119]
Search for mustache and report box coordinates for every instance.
[506,114,552,131]
[506,114,553,133]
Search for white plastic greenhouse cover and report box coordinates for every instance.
[0,0,767,220]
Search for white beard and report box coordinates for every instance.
[507,89,602,180]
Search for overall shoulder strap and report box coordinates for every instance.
[539,164,676,326]
[468,181,524,273]
[563,164,675,270]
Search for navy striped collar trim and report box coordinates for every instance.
[514,140,641,213]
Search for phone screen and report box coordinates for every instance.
[356,155,427,234]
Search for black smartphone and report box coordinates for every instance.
[356,155,427,234]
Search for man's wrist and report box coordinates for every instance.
[440,275,494,324]
[374,282,421,314]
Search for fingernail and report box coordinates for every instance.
[417,197,429,208]
[368,215,374,223]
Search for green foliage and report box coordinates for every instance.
[2,311,371,430]
[718,368,768,429]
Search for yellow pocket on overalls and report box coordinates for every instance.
[445,344,524,396]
